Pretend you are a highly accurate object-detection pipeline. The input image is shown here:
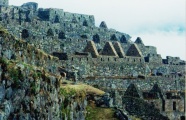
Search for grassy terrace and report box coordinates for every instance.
[59,80,105,97]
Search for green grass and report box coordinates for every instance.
[86,105,118,120]
[129,115,141,120]
[59,83,106,119]
[60,84,105,97]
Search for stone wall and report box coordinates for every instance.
[0,4,132,56]
[83,77,185,120]
[0,0,8,6]
[61,55,147,78]
[0,2,185,67]
[163,56,185,65]
[83,76,185,92]
[0,26,102,120]
[145,54,162,64]
[0,2,185,120]
[1,3,184,68]
[0,27,60,74]
[0,57,88,120]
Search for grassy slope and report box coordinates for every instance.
[85,101,118,120]
[60,83,105,96]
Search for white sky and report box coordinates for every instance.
[9,0,186,60]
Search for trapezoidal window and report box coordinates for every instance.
[21,29,29,39]
[120,35,127,43]
[181,116,185,120]
[162,100,165,111]
[47,28,54,36]
[58,31,66,39]
[83,20,88,26]
[173,101,176,110]
[110,34,118,41]
[93,34,100,43]
[54,15,60,23]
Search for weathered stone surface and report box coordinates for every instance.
[0,113,6,120]
[21,2,38,11]
[0,85,5,102]
[5,87,12,100]
[0,28,90,120]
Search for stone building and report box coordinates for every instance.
[0,1,185,119]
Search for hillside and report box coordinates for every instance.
[0,1,185,120]
[0,26,117,119]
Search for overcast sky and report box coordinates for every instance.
[9,0,186,60]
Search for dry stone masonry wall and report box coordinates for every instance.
[0,1,185,120]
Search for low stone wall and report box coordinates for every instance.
[84,76,185,92]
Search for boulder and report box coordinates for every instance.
[0,85,5,103]
[5,87,12,100]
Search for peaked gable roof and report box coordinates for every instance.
[113,41,125,58]
[126,44,143,57]
[124,83,142,98]
[84,40,99,58]
[101,42,118,56]
[135,37,144,45]
[149,84,164,99]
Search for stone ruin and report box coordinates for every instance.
[0,1,185,120]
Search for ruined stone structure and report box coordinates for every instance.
[0,0,8,6]
[0,1,185,120]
